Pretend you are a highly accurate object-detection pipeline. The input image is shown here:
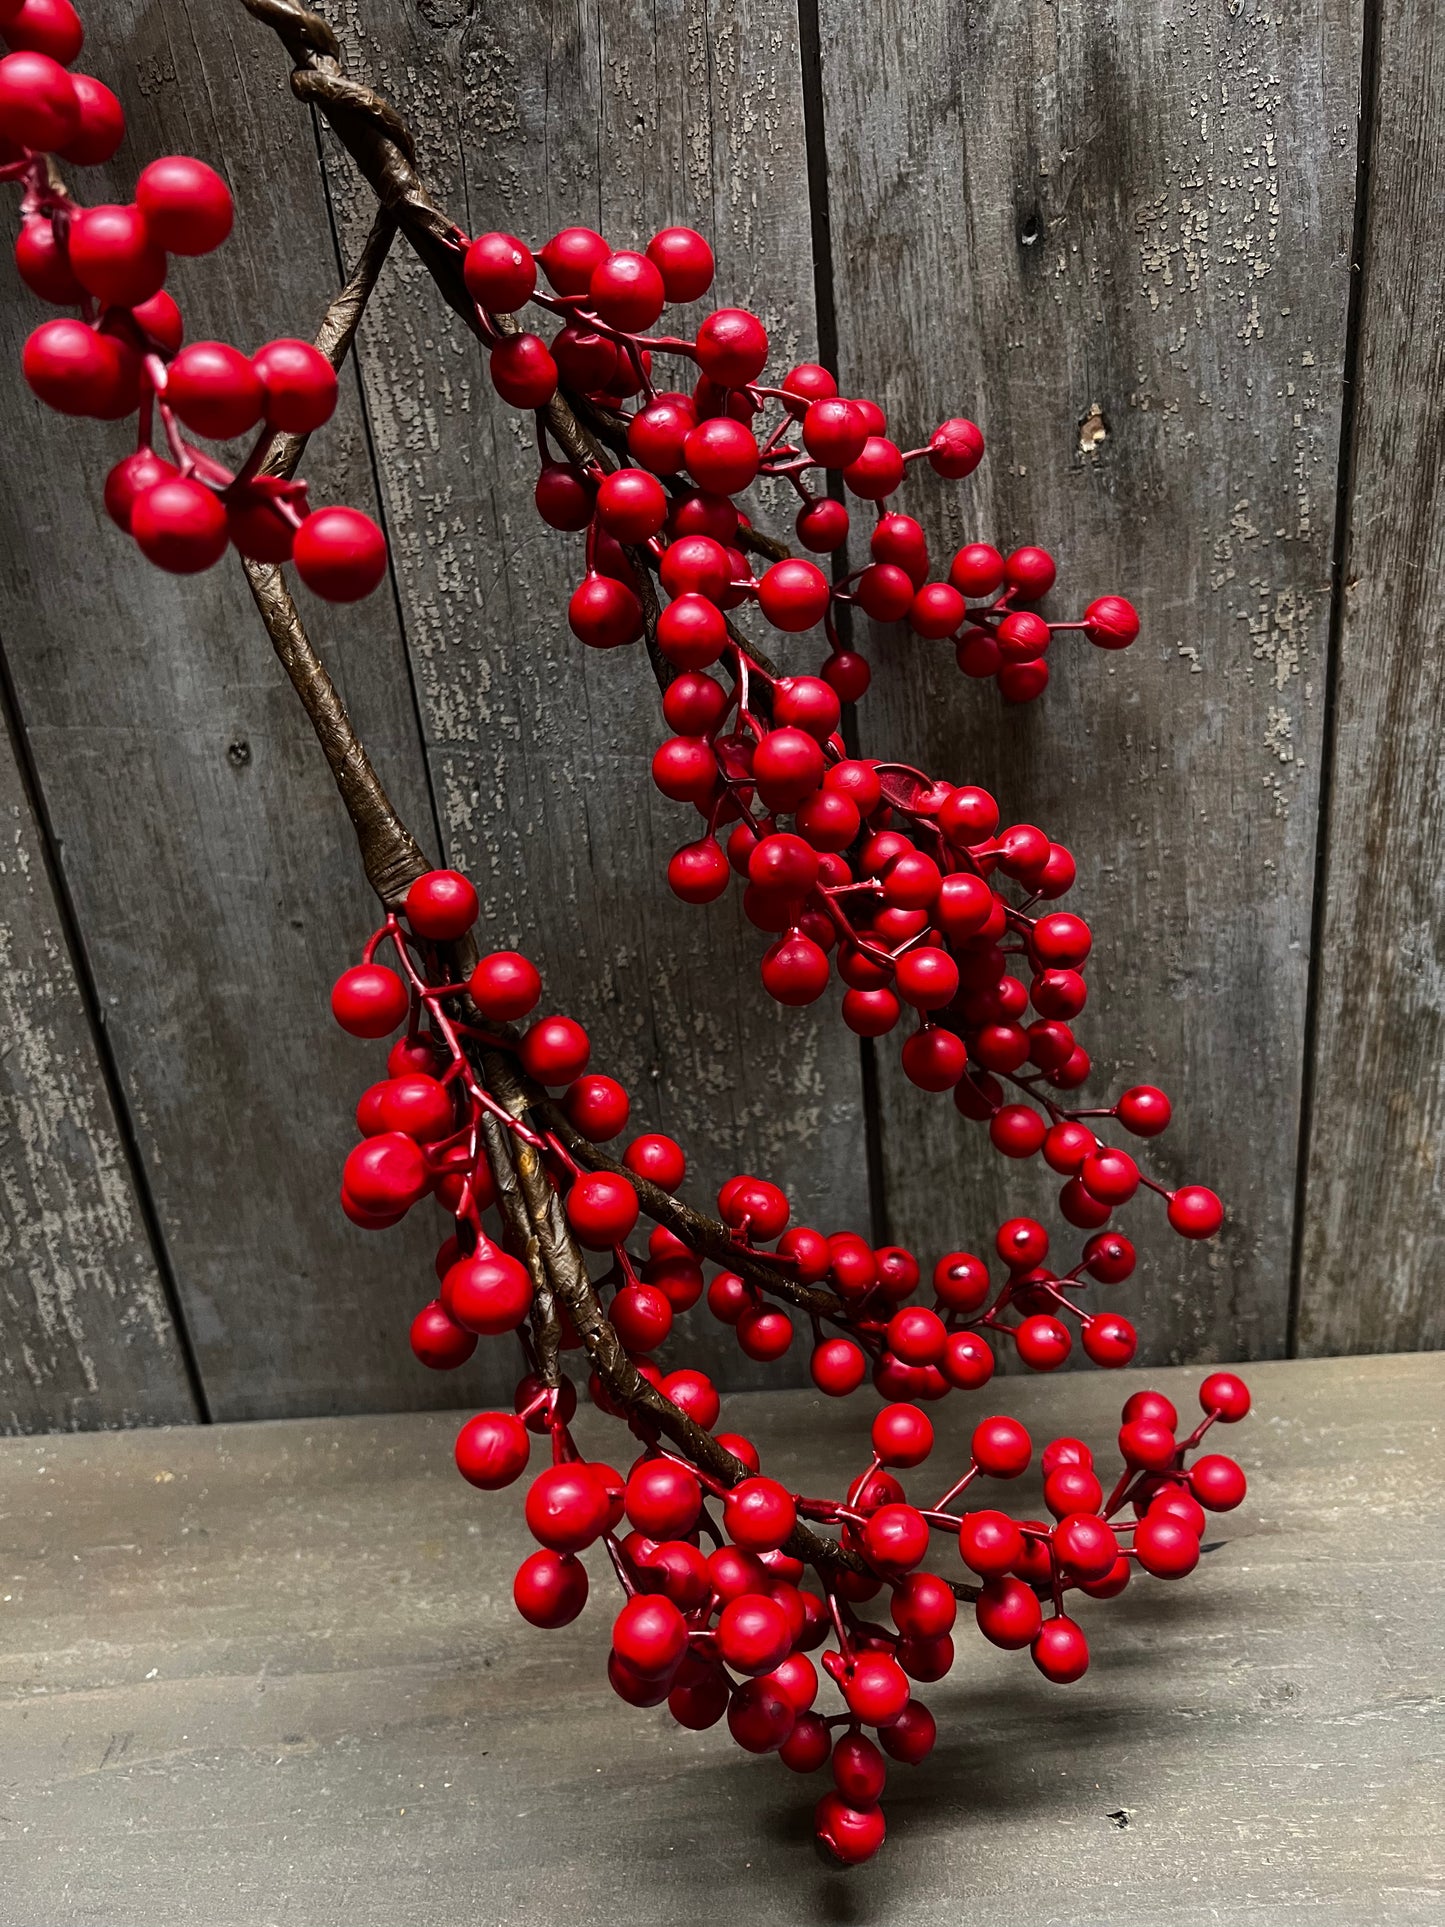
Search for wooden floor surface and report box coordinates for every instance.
[0,1354,1440,1926]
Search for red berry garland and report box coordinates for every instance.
[2,4,1253,1870]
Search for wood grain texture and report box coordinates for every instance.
[304,0,869,1388]
[0,1,519,1420]
[1295,5,1445,1355]
[0,1353,1439,1924]
[818,0,1361,1365]
[0,686,194,1431]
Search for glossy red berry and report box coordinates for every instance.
[1133,1512,1200,1580]
[1015,1313,1071,1371]
[646,225,714,302]
[613,1593,688,1676]
[252,337,338,434]
[814,1791,886,1865]
[455,1411,530,1489]
[102,450,177,533]
[514,1548,589,1628]
[293,506,388,602]
[757,557,830,632]
[404,869,478,942]
[843,435,905,499]
[958,1509,1023,1577]
[462,230,535,312]
[135,155,233,255]
[525,1462,610,1552]
[566,1170,639,1248]
[724,1477,797,1552]
[694,306,768,386]
[0,49,78,150]
[1032,1615,1090,1683]
[489,332,558,407]
[1084,594,1140,648]
[130,478,229,574]
[975,1574,1043,1649]
[1168,1185,1224,1238]
[972,1414,1031,1479]
[810,1337,866,1396]
[442,1249,532,1335]
[928,416,985,477]
[520,1014,590,1084]
[409,1299,477,1370]
[1189,1453,1247,1511]
[467,950,541,1021]
[871,1402,933,1468]
[1199,1371,1251,1422]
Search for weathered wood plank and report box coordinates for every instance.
[0,679,194,1430]
[1297,5,1445,1355]
[0,1353,1439,1924]
[817,0,1361,1364]
[307,1,868,1388]
[0,2,519,1419]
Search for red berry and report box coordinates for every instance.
[409,1299,477,1371]
[752,727,824,810]
[0,49,78,150]
[14,215,81,302]
[2,0,82,65]
[1133,1512,1200,1580]
[519,1014,590,1084]
[562,1074,630,1142]
[65,201,166,309]
[975,1574,1043,1649]
[514,1548,588,1627]
[455,1411,530,1489]
[293,506,388,602]
[717,1592,792,1675]
[468,950,541,1021]
[910,582,967,639]
[761,933,830,1006]
[1004,545,1056,597]
[131,478,228,574]
[569,571,642,648]
[534,460,594,529]
[1084,594,1140,648]
[668,836,730,903]
[928,416,985,477]
[694,306,768,386]
[1168,1184,1224,1238]
[404,868,478,942]
[959,1510,1024,1577]
[463,230,535,312]
[166,340,265,440]
[252,337,338,434]
[489,332,558,407]
[796,496,850,551]
[843,1650,910,1725]
[442,1249,532,1335]
[862,1502,930,1573]
[330,963,408,1038]
[1199,1371,1251,1422]
[612,1592,688,1676]
[757,557,830,632]
[625,1458,701,1538]
[136,155,233,255]
[595,465,668,542]
[843,435,905,499]
[1015,1313,1071,1371]
[810,1337,866,1396]
[972,1414,1031,1478]
[871,1402,933,1467]
[900,1027,966,1091]
[660,1366,720,1428]
[1189,1452,1247,1511]
[802,397,869,468]
[1081,1312,1137,1368]
[566,1170,639,1248]
[526,1462,610,1551]
[646,225,714,302]
[659,531,733,602]
[724,1476,797,1551]
[737,1304,794,1361]
[814,1791,886,1865]
[1081,1147,1140,1205]
[102,449,176,533]
[1032,1615,1089,1683]
[539,226,609,294]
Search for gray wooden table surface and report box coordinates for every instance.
[1,1353,1440,1927]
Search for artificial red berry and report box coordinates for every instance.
[1032,1615,1090,1683]
[972,1414,1031,1478]
[463,230,535,312]
[514,1548,589,1627]
[843,435,905,500]
[525,1462,610,1552]
[0,50,79,151]
[1189,1453,1247,1511]
[489,332,558,407]
[131,478,228,574]
[404,868,478,941]
[694,306,768,386]
[409,1299,477,1370]
[2,0,83,66]
[455,1410,530,1489]
[520,1014,590,1084]
[975,1574,1043,1649]
[566,1170,639,1248]
[252,337,338,434]
[871,1402,933,1467]
[102,449,176,533]
[814,1791,886,1865]
[1133,1512,1200,1579]
[1084,594,1140,648]
[1199,1371,1251,1422]
[1168,1185,1224,1238]
[645,225,714,302]
[293,506,388,602]
[442,1249,533,1334]
[467,950,541,1021]
[135,155,233,255]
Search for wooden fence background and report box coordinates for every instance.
[0,0,1437,1432]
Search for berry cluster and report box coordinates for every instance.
[327,867,1249,1863]
[0,0,386,597]
[464,220,1137,705]
[5,6,1249,1869]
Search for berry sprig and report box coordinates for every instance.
[5,1,1252,1869]
[459,220,1138,707]
[330,869,1249,1867]
[0,3,387,599]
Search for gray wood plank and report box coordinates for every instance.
[0,1352,1439,1925]
[0,684,194,1430]
[307,3,869,1390]
[817,1,1362,1364]
[1296,4,1445,1356]
[0,2,518,1419]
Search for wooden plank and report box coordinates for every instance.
[0,1,521,1419]
[1296,6,1445,1355]
[0,1353,1439,1924]
[0,680,194,1430]
[309,1,869,1388]
[817,0,1362,1364]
